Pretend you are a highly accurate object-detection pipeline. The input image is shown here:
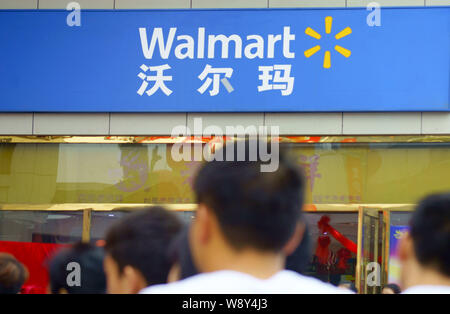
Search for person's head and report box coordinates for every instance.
[399,193,450,288]
[285,223,311,275]
[167,225,198,283]
[104,206,182,293]
[191,140,305,273]
[48,242,106,294]
[0,253,28,294]
[382,283,401,294]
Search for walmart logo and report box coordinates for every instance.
[304,17,352,69]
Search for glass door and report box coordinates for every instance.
[357,207,387,294]
[303,212,358,287]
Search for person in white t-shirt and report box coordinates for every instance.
[398,193,450,294]
[141,140,349,294]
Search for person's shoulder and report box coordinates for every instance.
[402,285,450,294]
[140,271,246,294]
[140,270,354,294]
[140,281,189,294]
[272,270,354,294]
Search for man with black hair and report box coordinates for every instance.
[382,283,401,294]
[285,223,312,275]
[399,193,450,294]
[48,242,106,294]
[0,253,28,294]
[142,140,347,294]
[167,226,199,283]
[166,223,312,283]
[104,206,182,293]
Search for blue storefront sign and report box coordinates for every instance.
[0,7,449,112]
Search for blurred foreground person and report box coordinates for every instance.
[104,206,182,293]
[399,193,450,294]
[0,253,28,294]
[167,226,198,283]
[338,283,357,293]
[48,242,106,294]
[382,283,401,294]
[142,140,348,294]
[167,222,312,283]
[285,223,312,275]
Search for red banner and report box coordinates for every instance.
[0,241,66,294]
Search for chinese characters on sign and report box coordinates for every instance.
[299,154,362,203]
[300,154,322,192]
[137,64,173,96]
[137,63,295,96]
[137,26,297,97]
[258,65,294,96]
[197,64,233,96]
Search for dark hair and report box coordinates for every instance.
[383,283,401,294]
[105,206,182,286]
[285,223,312,274]
[48,242,106,294]
[410,193,450,277]
[194,140,305,252]
[0,253,28,294]
[167,225,198,280]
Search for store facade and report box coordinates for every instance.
[0,1,449,294]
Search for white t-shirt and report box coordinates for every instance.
[140,270,352,294]
[402,285,450,294]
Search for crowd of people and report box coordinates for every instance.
[0,141,449,294]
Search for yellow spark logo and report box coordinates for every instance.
[304,17,352,69]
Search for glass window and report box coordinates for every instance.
[0,141,448,205]
[89,210,196,242]
[390,211,412,226]
[89,211,130,242]
[0,210,83,244]
[303,212,358,286]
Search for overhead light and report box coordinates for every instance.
[47,214,72,220]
